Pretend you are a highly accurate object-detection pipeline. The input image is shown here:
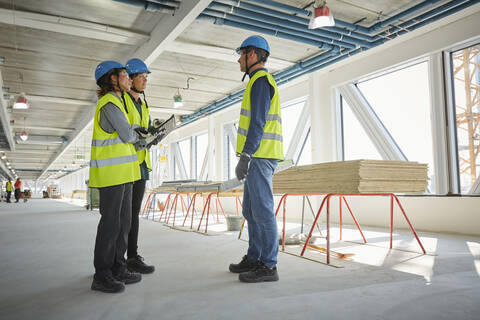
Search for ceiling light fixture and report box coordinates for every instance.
[20,130,28,141]
[173,89,183,108]
[19,117,28,141]
[309,1,335,29]
[13,93,29,109]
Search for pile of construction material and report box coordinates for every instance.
[273,160,428,194]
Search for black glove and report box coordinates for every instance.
[134,127,149,139]
[146,133,166,149]
[235,153,251,180]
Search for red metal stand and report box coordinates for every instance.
[297,193,426,264]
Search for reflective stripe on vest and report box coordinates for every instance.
[236,70,284,160]
[89,93,140,188]
[91,136,124,147]
[90,154,138,168]
[124,92,152,171]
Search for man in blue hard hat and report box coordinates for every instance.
[229,35,284,283]
[123,58,163,274]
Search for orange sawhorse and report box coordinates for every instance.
[274,193,365,252]
[295,193,426,264]
[163,192,189,226]
[142,192,173,221]
[194,191,243,233]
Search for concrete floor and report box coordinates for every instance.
[0,199,479,320]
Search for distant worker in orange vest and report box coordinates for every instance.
[14,178,22,203]
[5,179,13,203]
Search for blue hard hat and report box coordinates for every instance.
[125,58,151,76]
[95,60,125,82]
[236,35,270,54]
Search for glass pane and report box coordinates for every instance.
[281,100,305,151]
[451,44,480,193]
[342,97,382,161]
[196,133,208,180]
[296,129,311,166]
[178,138,191,179]
[357,62,434,192]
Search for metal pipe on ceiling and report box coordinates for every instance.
[113,0,176,13]
[212,0,377,44]
[374,0,477,45]
[198,15,336,51]
[200,12,342,51]
[241,0,373,37]
[368,0,444,33]
[205,4,359,49]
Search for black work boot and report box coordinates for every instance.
[113,269,142,285]
[127,255,155,274]
[229,255,258,273]
[91,274,125,293]
[239,263,279,283]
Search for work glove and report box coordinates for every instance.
[134,127,149,139]
[235,153,251,181]
[146,131,166,149]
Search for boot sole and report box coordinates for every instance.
[238,274,279,283]
[127,266,155,274]
[91,282,125,293]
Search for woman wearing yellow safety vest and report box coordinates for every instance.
[228,35,283,283]
[89,60,147,293]
[123,58,163,274]
[5,179,13,203]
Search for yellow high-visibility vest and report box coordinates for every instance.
[124,92,151,171]
[236,70,283,160]
[6,181,12,192]
[89,93,140,188]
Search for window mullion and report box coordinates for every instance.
[429,52,450,194]
[443,50,461,194]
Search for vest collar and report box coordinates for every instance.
[249,68,268,78]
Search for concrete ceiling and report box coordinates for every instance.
[0,0,474,181]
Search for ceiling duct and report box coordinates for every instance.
[113,0,180,14]
[15,134,67,145]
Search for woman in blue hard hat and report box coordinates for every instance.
[89,60,148,293]
[229,35,284,283]
[123,58,163,274]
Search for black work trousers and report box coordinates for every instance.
[127,179,146,259]
[93,182,132,277]
[6,191,11,202]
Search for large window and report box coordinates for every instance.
[341,97,382,161]
[451,43,480,193]
[341,61,434,191]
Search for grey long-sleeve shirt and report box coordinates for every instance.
[98,92,143,147]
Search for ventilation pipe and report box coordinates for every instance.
[211,1,375,46]
[113,0,178,13]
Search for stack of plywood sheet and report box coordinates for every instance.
[273,160,428,194]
